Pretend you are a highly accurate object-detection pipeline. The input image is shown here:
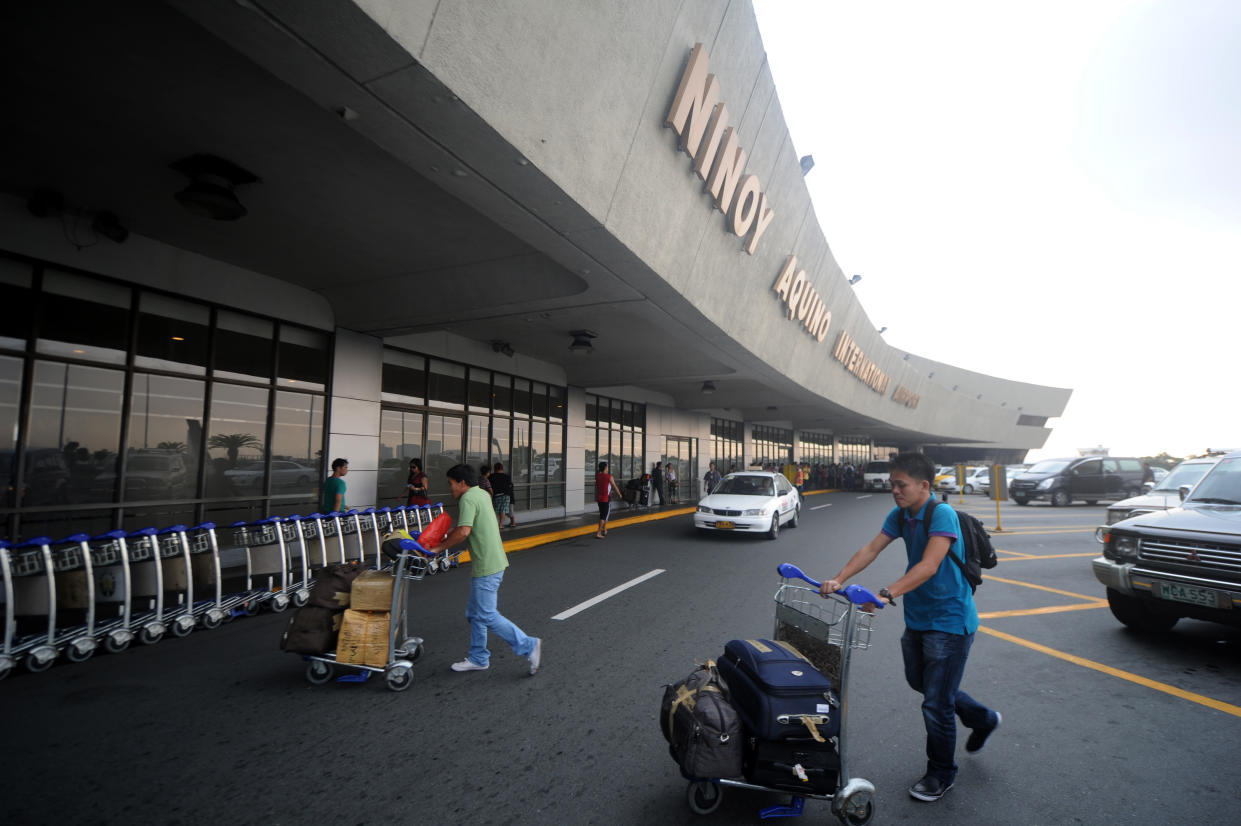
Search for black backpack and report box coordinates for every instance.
[904,499,998,593]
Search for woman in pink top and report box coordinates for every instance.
[595,461,624,539]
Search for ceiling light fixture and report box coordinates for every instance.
[848,275,862,285]
[171,154,260,221]
[568,330,596,355]
[490,340,515,357]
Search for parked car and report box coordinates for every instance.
[933,466,956,488]
[938,466,982,494]
[1146,466,1169,489]
[1104,454,1227,525]
[862,461,892,491]
[1008,456,1145,506]
[694,472,801,539]
[224,460,316,492]
[1093,450,1241,632]
[92,450,190,500]
[979,465,1029,497]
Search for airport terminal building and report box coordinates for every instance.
[1,1,1070,540]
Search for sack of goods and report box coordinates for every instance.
[280,605,344,655]
[308,561,363,609]
[336,609,390,667]
[660,660,743,780]
[717,638,839,742]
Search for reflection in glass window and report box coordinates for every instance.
[492,374,512,417]
[135,293,209,375]
[271,391,323,495]
[382,349,425,404]
[513,379,531,418]
[127,374,204,501]
[37,270,130,365]
[424,414,462,500]
[512,418,531,484]
[549,422,564,482]
[531,421,547,481]
[468,369,491,412]
[215,311,273,384]
[0,258,33,351]
[467,415,489,474]
[379,408,424,502]
[0,356,21,503]
[549,385,564,423]
[428,360,465,411]
[492,417,510,475]
[26,361,124,505]
[206,383,269,498]
[278,325,328,391]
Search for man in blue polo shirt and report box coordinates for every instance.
[820,451,1000,802]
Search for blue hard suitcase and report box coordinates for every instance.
[718,638,839,741]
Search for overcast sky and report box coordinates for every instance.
[752,0,1239,461]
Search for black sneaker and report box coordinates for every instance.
[965,711,1002,753]
[909,775,954,802]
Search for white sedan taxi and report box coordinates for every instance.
[694,472,801,539]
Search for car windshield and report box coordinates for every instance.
[128,455,172,471]
[714,476,775,496]
[1185,457,1241,505]
[1152,462,1212,493]
[864,462,889,473]
[1027,459,1070,474]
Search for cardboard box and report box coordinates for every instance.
[349,570,394,612]
[336,609,390,667]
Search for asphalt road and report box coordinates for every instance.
[3,492,1240,825]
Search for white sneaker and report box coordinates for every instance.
[450,658,488,672]
[528,638,542,676]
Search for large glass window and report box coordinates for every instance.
[36,270,130,365]
[206,383,269,498]
[424,414,463,500]
[378,409,424,501]
[26,361,124,505]
[0,356,21,505]
[382,349,425,404]
[466,415,489,475]
[135,293,209,375]
[583,393,645,508]
[126,374,204,501]
[278,325,328,392]
[271,391,323,495]
[0,258,34,351]
[428,360,465,411]
[215,311,273,385]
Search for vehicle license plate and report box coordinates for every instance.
[715,521,735,530]
[1157,582,1225,608]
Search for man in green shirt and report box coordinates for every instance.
[322,458,348,512]
[430,464,541,675]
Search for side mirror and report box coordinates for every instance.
[1179,485,1191,502]
[1141,482,1154,493]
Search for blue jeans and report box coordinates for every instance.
[901,628,993,784]
[466,571,534,667]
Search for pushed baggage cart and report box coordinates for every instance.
[297,538,424,692]
[672,563,882,824]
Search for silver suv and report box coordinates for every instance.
[1104,453,1228,525]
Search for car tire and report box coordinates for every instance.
[767,514,779,541]
[1106,588,1178,633]
[1013,496,1029,506]
[789,506,799,529]
[964,484,974,495]
[1085,500,1098,506]
[1051,489,1070,507]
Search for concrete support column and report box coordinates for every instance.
[565,386,587,514]
[327,329,382,508]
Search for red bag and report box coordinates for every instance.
[418,513,453,548]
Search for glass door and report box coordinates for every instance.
[662,436,697,503]
[424,414,464,502]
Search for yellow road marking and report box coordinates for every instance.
[979,602,1105,619]
[979,626,1241,719]
[980,573,1102,601]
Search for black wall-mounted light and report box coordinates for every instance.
[171,154,260,221]
[490,340,515,357]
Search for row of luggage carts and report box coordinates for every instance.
[0,503,448,681]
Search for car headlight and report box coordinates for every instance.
[697,505,711,514]
[743,508,769,517]
[1103,532,1139,561]
[1037,478,1056,490]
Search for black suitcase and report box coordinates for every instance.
[743,736,839,794]
[718,638,839,741]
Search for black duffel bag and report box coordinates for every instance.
[308,561,362,609]
[660,660,743,779]
[279,605,343,654]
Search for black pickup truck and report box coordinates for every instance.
[1093,451,1241,632]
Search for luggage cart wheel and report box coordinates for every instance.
[25,647,57,673]
[0,655,13,681]
[305,660,334,685]
[424,561,438,576]
[65,639,96,663]
[243,600,263,617]
[171,617,195,638]
[139,624,165,646]
[293,590,310,608]
[271,594,290,613]
[385,665,413,692]
[104,631,131,654]
[202,610,224,630]
[686,781,722,815]
[836,790,875,825]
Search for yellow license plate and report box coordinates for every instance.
[715,521,735,529]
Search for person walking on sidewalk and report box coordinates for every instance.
[666,463,679,503]
[650,461,665,506]
[703,461,722,495]
[594,461,623,539]
[491,462,517,528]
[818,451,1000,803]
[322,458,348,512]
[430,464,541,676]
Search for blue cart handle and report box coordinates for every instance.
[776,562,886,609]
